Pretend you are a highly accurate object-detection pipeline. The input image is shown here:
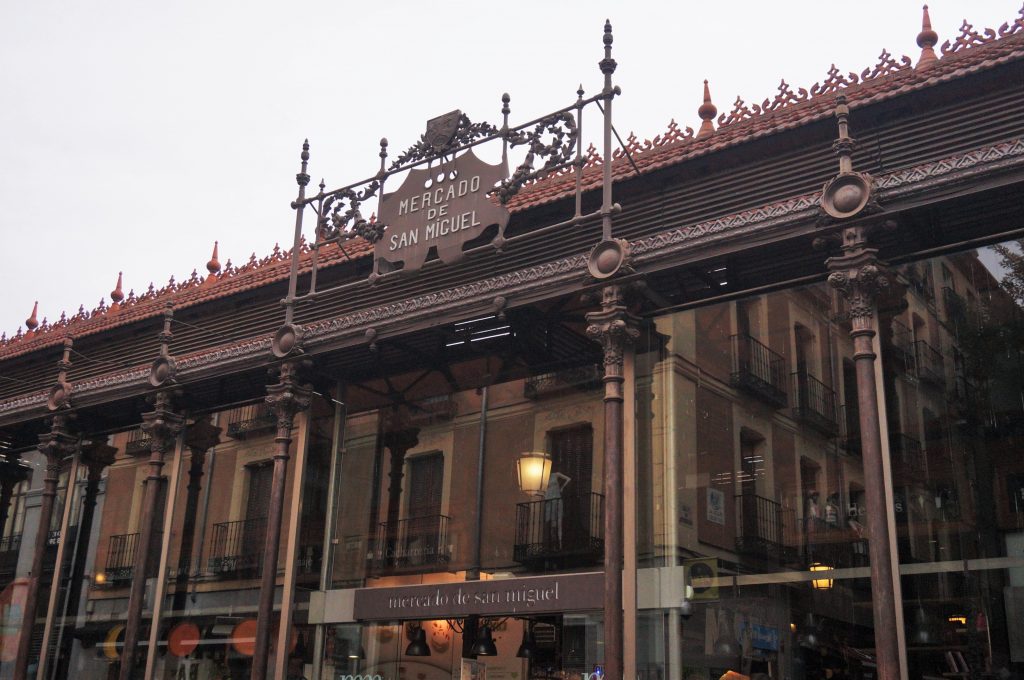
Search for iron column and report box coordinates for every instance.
[586,284,638,680]
[251,360,311,680]
[827,225,901,680]
[119,390,184,680]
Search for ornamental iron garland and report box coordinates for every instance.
[272,21,623,348]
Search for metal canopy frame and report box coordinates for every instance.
[277,23,622,336]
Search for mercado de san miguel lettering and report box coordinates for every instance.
[2,8,1024,680]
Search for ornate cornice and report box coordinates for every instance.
[1,137,1021,424]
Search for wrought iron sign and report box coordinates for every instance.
[273,21,623,358]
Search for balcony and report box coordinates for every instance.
[730,334,787,407]
[791,370,838,436]
[837,404,862,456]
[367,515,451,575]
[406,394,457,427]
[887,319,915,373]
[913,340,945,388]
[105,532,141,584]
[890,432,925,481]
[524,364,602,400]
[125,428,151,455]
[735,494,797,564]
[0,534,21,578]
[226,404,276,440]
[208,517,266,577]
[514,493,604,569]
[805,518,867,569]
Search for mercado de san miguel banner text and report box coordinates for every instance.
[352,572,602,620]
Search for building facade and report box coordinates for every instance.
[1,9,1024,680]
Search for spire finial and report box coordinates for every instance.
[206,241,221,275]
[110,272,125,303]
[697,80,717,139]
[917,5,939,68]
[600,19,617,77]
[25,301,39,331]
[296,139,311,188]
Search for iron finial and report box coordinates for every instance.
[600,20,617,77]
[206,241,221,275]
[297,139,310,188]
[917,5,939,68]
[25,301,39,331]
[697,80,717,139]
[577,83,585,98]
[378,137,388,174]
[501,93,511,115]
[110,272,125,303]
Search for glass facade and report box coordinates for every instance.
[0,243,1023,679]
[634,241,1024,680]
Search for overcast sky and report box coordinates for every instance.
[1,0,1019,336]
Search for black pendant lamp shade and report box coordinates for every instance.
[470,625,498,656]
[516,625,535,659]
[405,626,431,657]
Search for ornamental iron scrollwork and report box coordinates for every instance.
[318,183,384,244]
[388,112,501,171]
[495,111,579,204]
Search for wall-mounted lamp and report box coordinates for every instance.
[809,562,833,590]
[517,451,552,495]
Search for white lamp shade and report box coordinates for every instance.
[517,451,552,495]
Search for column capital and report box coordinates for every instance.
[37,412,78,463]
[266,360,313,437]
[825,223,893,331]
[141,390,186,455]
[184,417,222,455]
[80,439,117,481]
[585,284,640,371]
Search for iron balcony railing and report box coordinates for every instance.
[730,334,787,407]
[0,534,21,576]
[105,532,141,584]
[514,493,604,568]
[913,340,945,388]
[804,518,867,569]
[791,369,838,435]
[368,515,451,574]
[225,403,276,439]
[735,494,797,564]
[524,364,602,400]
[406,394,457,427]
[208,517,266,577]
[890,432,925,480]
[837,404,862,455]
[125,428,151,455]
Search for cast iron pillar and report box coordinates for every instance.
[172,417,221,613]
[56,439,117,679]
[586,284,639,680]
[119,390,184,680]
[251,360,312,680]
[13,412,77,680]
[826,225,901,680]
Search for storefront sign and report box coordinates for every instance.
[744,623,780,651]
[377,147,509,272]
[352,572,602,620]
